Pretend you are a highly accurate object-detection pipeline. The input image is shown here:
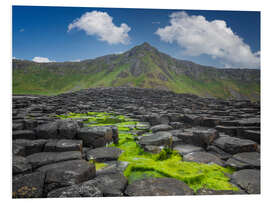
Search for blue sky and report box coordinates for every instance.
[12,6,260,68]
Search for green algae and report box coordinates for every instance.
[95,162,109,171]
[60,112,238,192]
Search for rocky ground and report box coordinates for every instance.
[12,87,260,198]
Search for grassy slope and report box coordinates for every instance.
[12,55,260,100]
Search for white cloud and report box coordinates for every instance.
[155,11,260,69]
[32,57,55,63]
[19,28,24,32]
[115,51,124,54]
[68,11,131,45]
[70,59,81,62]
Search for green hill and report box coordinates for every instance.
[12,42,260,100]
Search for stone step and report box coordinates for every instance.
[26,151,82,168]
[37,159,96,194]
[212,135,258,154]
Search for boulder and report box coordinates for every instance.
[44,139,83,152]
[169,122,184,129]
[13,122,24,131]
[196,188,246,195]
[150,124,173,133]
[231,169,260,194]
[226,152,260,169]
[37,160,96,193]
[77,126,113,148]
[238,118,260,127]
[13,139,48,156]
[57,120,79,139]
[125,177,194,196]
[12,172,45,198]
[239,130,260,143]
[89,173,128,196]
[13,144,26,156]
[26,151,82,168]
[183,152,224,166]
[13,156,32,174]
[13,130,36,140]
[192,129,219,148]
[206,145,232,160]
[215,125,238,137]
[174,144,204,156]
[169,130,194,144]
[213,135,257,154]
[36,122,58,139]
[96,161,129,176]
[47,181,102,198]
[138,131,172,147]
[86,147,122,162]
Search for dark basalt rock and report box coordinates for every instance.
[26,151,82,168]
[206,145,232,160]
[36,122,59,139]
[77,126,113,148]
[13,144,26,156]
[138,131,172,147]
[173,144,204,156]
[12,171,45,198]
[13,130,36,140]
[125,177,194,196]
[89,173,128,196]
[225,152,260,169]
[12,87,261,198]
[183,151,224,166]
[13,139,48,156]
[231,169,260,194]
[44,139,83,152]
[196,188,246,195]
[57,120,79,139]
[86,147,122,162]
[37,159,95,193]
[239,130,260,143]
[47,181,102,197]
[213,135,257,154]
[13,155,32,174]
[150,124,173,133]
[192,129,219,148]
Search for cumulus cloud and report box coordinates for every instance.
[68,11,131,45]
[155,11,260,69]
[32,57,55,63]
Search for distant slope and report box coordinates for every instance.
[12,42,260,100]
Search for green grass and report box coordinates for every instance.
[60,112,239,192]
[13,55,260,101]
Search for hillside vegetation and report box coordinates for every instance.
[12,42,260,100]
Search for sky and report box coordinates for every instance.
[12,6,260,69]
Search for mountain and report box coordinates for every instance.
[12,42,260,100]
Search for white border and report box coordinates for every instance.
[2,0,269,203]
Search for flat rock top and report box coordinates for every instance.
[183,151,224,166]
[125,177,194,196]
[173,144,204,156]
[231,152,260,167]
[150,124,173,133]
[139,131,172,146]
[231,169,260,194]
[86,147,122,161]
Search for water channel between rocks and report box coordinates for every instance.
[58,112,238,192]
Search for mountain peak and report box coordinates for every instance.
[128,42,157,55]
